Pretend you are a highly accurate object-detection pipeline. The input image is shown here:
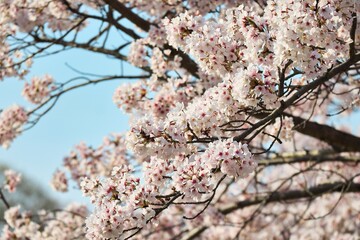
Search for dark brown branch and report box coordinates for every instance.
[106,11,141,40]
[164,45,199,78]
[249,105,360,152]
[220,181,360,215]
[290,114,360,152]
[104,0,151,32]
[278,60,293,97]
[0,189,10,209]
[349,13,357,57]
[258,150,360,166]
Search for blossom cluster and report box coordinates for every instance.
[2,203,87,239]
[204,139,256,178]
[165,0,355,79]
[125,77,263,163]
[22,75,55,104]
[114,76,200,119]
[0,0,89,33]
[113,81,147,113]
[57,134,129,188]
[81,165,157,239]
[81,138,256,238]
[50,169,68,192]
[128,40,149,68]
[3,169,21,193]
[128,39,185,79]
[0,105,28,148]
[133,154,360,239]
[126,107,193,162]
[0,0,94,81]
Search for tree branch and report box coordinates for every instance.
[31,35,128,62]
[349,13,357,57]
[0,189,10,209]
[220,181,360,214]
[181,226,207,240]
[290,114,360,152]
[258,150,360,166]
[103,0,199,77]
[104,0,151,32]
[234,53,360,143]
[182,181,360,239]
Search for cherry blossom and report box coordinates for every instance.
[0,0,359,239]
[2,203,87,239]
[50,169,68,192]
[22,75,55,104]
[0,105,28,148]
[3,170,21,193]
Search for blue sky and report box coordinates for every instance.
[0,35,134,205]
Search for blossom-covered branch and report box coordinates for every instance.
[0,0,359,239]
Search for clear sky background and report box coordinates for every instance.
[0,22,136,205]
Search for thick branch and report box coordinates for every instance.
[349,13,357,57]
[249,105,360,152]
[220,181,360,215]
[165,45,199,78]
[290,114,360,152]
[104,0,151,31]
[106,13,141,40]
[258,150,360,166]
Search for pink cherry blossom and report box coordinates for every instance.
[3,170,21,193]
